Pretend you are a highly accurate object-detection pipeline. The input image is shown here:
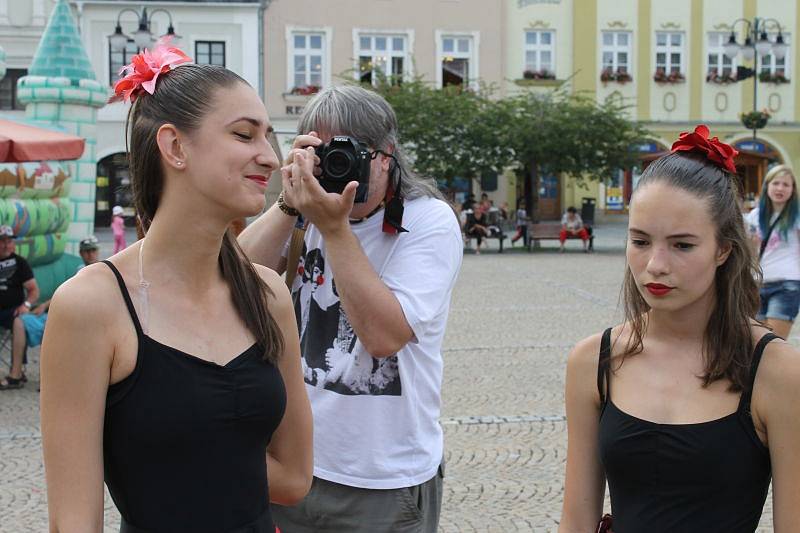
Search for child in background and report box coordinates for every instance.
[511,201,527,246]
[111,205,126,253]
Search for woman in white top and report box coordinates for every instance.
[745,164,800,339]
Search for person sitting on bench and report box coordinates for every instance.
[559,206,590,253]
[466,208,491,254]
[0,225,39,390]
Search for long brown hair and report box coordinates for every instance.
[620,152,760,391]
[125,63,283,364]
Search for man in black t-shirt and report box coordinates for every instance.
[0,225,39,390]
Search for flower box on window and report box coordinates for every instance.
[653,68,685,84]
[740,109,771,130]
[290,85,321,95]
[758,72,790,84]
[600,67,632,84]
[522,69,555,80]
[706,71,737,85]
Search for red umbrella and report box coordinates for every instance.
[0,119,85,162]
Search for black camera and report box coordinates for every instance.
[314,136,371,203]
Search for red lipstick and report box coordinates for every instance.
[645,283,673,296]
[246,175,268,187]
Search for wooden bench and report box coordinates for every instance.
[463,227,507,253]
[527,222,594,251]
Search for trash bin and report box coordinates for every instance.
[581,197,596,226]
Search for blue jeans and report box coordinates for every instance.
[758,280,800,322]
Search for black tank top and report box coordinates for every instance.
[598,328,775,533]
[101,261,286,533]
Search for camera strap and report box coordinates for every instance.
[284,216,308,290]
[378,152,408,235]
[382,182,407,235]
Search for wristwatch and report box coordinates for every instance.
[23,301,31,309]
[277,191,300,217]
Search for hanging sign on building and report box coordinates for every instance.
[634,142,661,153]
[735,140,767,153]
[606,187,624,211]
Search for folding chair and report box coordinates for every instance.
[0,327,11,370]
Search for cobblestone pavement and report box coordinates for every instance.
[0,219,780,531]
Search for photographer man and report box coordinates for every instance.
[239,85,462,532]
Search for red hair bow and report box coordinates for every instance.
[671,124,738,174]
[110,37,192,103]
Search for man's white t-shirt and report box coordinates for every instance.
[289,196,463,489]
[745,207,800,282]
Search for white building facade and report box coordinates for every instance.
[0,0,262,226]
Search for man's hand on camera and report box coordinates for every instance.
[280,131,323,213]
[284,131,322,169]
[283,147,359,235]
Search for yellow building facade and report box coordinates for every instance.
[505,0,800,217]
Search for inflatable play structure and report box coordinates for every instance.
[0,160,72,266]
[0,1,104,299]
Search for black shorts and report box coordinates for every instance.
[0,307,16,329]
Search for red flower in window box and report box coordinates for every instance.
[706,71,738,84]
[601,67,632,84]
[290,85,321,96]
[758,71,790,84]
[653,68,685,84]
[522,69,556,80]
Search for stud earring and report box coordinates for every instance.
[176,161,183,166]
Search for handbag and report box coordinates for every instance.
[596,513,614,533]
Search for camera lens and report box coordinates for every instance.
[324,149,354,180]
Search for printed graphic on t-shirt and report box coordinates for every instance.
[0,256,19,291]
[764,230,783,254]
[292,243,401,396]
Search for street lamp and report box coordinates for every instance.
[108,7,181,53]
[723,17,788,138]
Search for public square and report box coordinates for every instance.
[0,219,780,532]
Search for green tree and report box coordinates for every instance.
[497,90,649,221]
[371,78,511,189]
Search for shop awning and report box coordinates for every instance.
[0,119,85,163]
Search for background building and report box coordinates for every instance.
[0,0,261,227]
[506,0,800,217]
[263,0,507,203]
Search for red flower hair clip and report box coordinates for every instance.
[110,37,192,103]
[671,124,738,174]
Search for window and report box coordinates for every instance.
[109,39,139,86]
[440,35,474,87]
[760,34,790,79]
[0,68,27,110]
[601,32,631,74]
[524,30,555,75]
[290,32,325,91]
[655,32,684,74]
[357,34,408,85]
[195,41,225,67]
[707,32,736,77]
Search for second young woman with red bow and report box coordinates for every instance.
[559,126,800,532]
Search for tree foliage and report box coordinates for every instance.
[369,77,649,219]
[372,78,511,186]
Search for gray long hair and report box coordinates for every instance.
[298,85,445,201]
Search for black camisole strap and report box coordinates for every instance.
[597,327,613,409]
[102,260,144,337]
[738,332,779,417]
